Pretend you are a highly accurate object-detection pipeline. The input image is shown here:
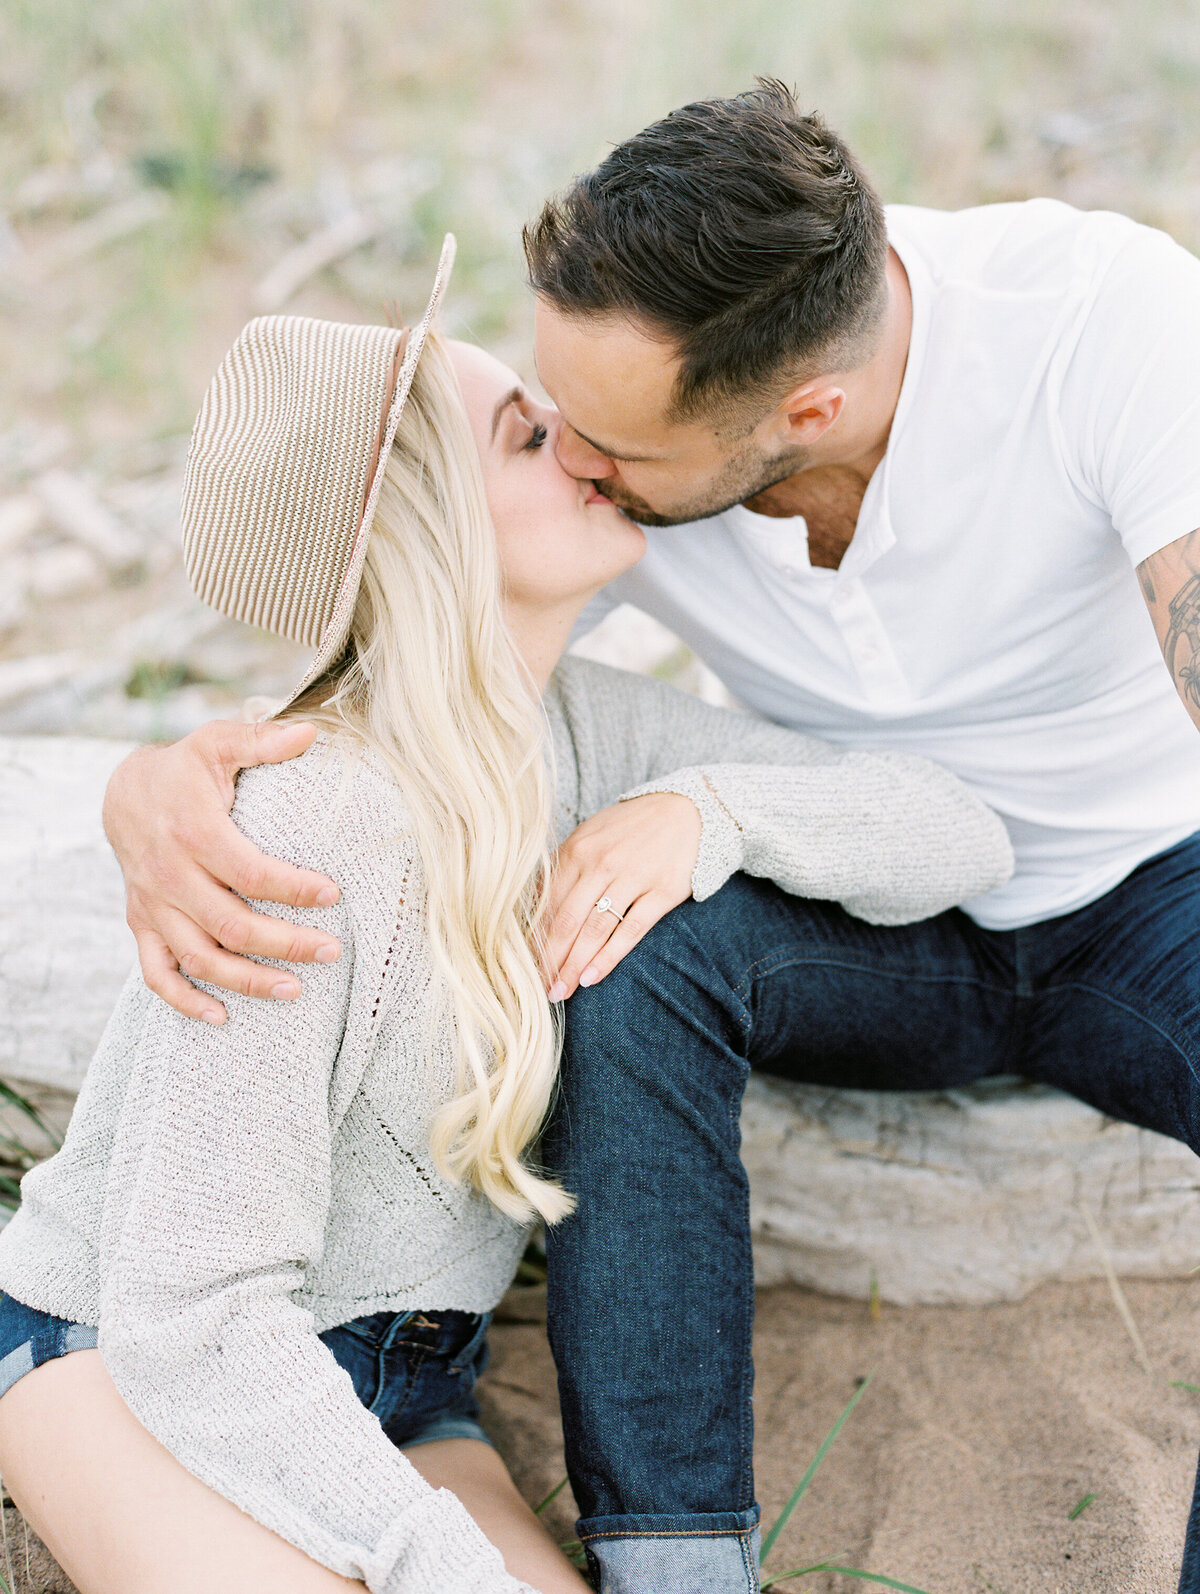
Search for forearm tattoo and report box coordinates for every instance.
[1164,573,1200,710]
[1140,529,1200,718]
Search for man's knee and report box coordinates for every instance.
[570,873,783,1013]
[552,877,797,1135]
[562,878,764,1046]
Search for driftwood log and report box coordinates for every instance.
[2,734,1198,1305]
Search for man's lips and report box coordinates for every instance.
[583,482,640,521]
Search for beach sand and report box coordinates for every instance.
[2,1277,1195,1593]
[486,1277,1199,1594]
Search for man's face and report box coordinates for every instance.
[534,298,807,526]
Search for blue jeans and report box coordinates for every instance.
[544,833,1200,1594]
[0,1294,493,1450]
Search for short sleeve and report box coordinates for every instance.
[1058,220,1200,568]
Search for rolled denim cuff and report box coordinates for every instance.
[579,1508,761,1594]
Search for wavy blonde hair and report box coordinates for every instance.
[286,332,570,1226]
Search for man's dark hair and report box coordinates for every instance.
[523,79,888,429]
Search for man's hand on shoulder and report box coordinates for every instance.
[1138,528,1200,734]
[103,719,343,1025]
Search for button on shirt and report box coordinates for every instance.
[585,199,1200,929]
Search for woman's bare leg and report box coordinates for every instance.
[404,1438,591,1593]
[0,1349,368,1594]
[0,1350,589,1594]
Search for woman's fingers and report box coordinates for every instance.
[545,794,702,996]
[572,890,673,989]
[546,881,632,1001]
[539,864,586,983]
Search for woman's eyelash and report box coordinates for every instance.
[523,423,548,451]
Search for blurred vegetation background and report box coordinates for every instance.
[3,0,1200,734]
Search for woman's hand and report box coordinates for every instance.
[543,792,702,1001]
[103,720,343,1024]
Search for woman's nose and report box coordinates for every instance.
[555,424,616,480]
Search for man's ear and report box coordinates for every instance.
[760,380,846,451]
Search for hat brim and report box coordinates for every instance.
[276,232,457,712]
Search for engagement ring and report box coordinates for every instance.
[595,896,625,922]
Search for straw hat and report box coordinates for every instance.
[181,233,456,709]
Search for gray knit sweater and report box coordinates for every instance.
[0,656,1012,1594]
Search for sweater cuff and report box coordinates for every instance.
[618,767,746,901]
[372,1487,536,1594]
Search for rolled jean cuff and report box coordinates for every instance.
[578,1508,761,1594]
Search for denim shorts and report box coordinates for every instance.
[0,1292,492,1450]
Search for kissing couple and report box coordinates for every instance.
[2,79,1199,1594]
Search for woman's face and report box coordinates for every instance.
[449,340,646,613]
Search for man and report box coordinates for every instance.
[104,82,1200,1592]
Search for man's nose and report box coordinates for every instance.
[555,424,616,480]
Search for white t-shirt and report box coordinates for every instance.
[588,199,1200,930]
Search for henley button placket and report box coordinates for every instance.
[828,576,912,705]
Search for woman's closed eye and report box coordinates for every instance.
[523,421,549,452]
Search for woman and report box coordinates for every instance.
[0,240,1012,1594]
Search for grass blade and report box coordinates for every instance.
[1171,1381,1200,1393]
[0,1081,62,1151]
[762,1561,844,1587]
[821,1568,932,1593]
[764,1562,931,1593]
[760,1376,872,1562]
[1068,1493,1097,1520]
[1079,1203,1152,1375]
[0,1492,14,1594]
[534,1475,568,1514]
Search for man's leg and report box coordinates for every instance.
[1186,1463,1200,1594]
[543,873,1016,1594]
[1018,833,1200,1593]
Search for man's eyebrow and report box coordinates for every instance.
[490,385,525,442]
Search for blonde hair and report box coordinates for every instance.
[287,332,570,1226]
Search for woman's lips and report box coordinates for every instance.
[585,484,609,505]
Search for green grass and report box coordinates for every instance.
[1068,1493,1097,1521]
[0,1080,63,1213]
[760,1377,874,1564]
[536,1374,933,1592]
[766,1568,930,1592]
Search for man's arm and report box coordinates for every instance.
[1137,527,1200,734]
[103,720,343,1024]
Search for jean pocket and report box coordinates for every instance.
[447,1311,493,1377]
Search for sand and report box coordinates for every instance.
[487,1277,1199,1594]
[3,1277,1196,1593]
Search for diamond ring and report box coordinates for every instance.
[595,896,625,922]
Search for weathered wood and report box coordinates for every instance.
[252,209,389,312]
[0,735,136,1089]
[743,1073,1200,1304]
[2,733,1198,1304]
[34,469,143,574]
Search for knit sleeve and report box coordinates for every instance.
[560,657,1013,923]
[95,746,536,1594]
